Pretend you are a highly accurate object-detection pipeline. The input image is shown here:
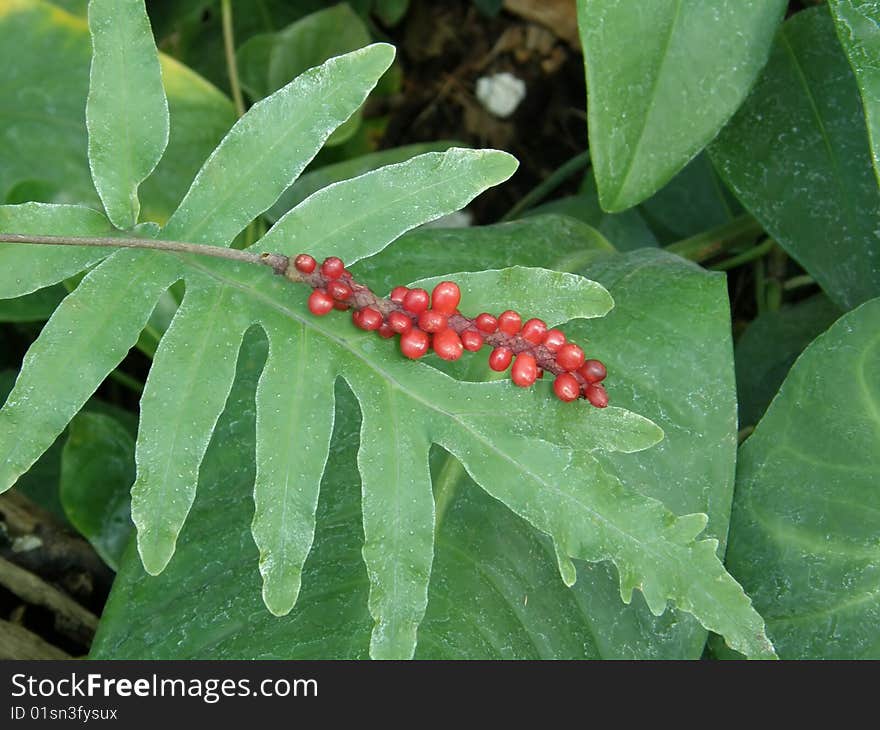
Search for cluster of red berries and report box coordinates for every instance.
[292,253,608,407]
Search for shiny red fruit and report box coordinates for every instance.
[403,288,430,314]
[498,310,522,335]
[433,328,463,361]
[579,359,607,384]
[542,329,566,352]
[511,353,538,387]
[585,383,609,408]
[320,256,344,280]
[417,309,448,333]
[400,328,430,359]
[553,373,580,402]
[294,253,316,274]
[488,346,513,371]
[461,330,483,351]
[475,313,498,333]
[431,281,461,314]
[520,318,547,345]
[557,343,585,371]
[307,289,334,316]
[387,311,412,334]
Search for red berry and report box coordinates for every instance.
[585,383,609,408]
[294,253,316,274]
[321,256,344,280]
[498,310,522,335]
[542,329,566,352]
[307,289,334,316]
[327,280,352,301]
[390,286,409,304]
[475,313,498,333]
[431,281,461,314]
[488,346,513,371]
[557,343,585,371]
[378,323,394,339]
[400,328,430,359]
[353,307,383,331]
[433,329,463,361]
[521,318,547,345]
[387,311,412,334]
[403,288,430,314]
[461,330,483,352]
[417,309,448,333]
[579,359,607,384]
[333,301,350,311]
[553,373,580,402]
[511,353,538,387]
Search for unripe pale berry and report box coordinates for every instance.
[511,353,538,387]
[521,318,547,345]
[475,313,498,333]
[307,289,334,316]
[461,330,483,351]
[403,288,430,314]
[400,328,430,359]
[418,309,448,333]
[390,286,409,304]
[488,346,513,371]
[431,281,461,314]
[557,343,585,371]
[387,310,412,334]
[579,359,607,384]
[585,383,609,408]
[321,256,344,280]
[498,310,522,335]
[542,329,566,352]
[327,280,352,301]
[353,307,383,331]
[553,373,580,402]
[433,328,463,361]
[294,253,316,274]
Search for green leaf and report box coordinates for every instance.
[829,0,880,184]
[411,266,614,325]
[710,7,880,311]
[525,174,657,252]
[735,295,842,429]
[90,232,769,660]
[0,286,66,322]
[0,0,235,222]
[256,148,519,264]
[86,0,169,229]
[236,4,373,147]
[61,411,135,570]
[265,141,462,223]
[724,297,880,658]
[163,43,395,245]
[0,203,112,298]
[577,0,786,211]
[374,0,408,26]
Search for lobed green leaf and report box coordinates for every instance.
[86,0,169,229]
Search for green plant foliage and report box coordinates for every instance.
[0,0,235,222]
[0,6,779,660]
[237,4,373,146]
[735,295,843,429]
[60,411,135,570]
[0,286,66,322]
[265,141,462,223]
[91,230,764,660]
[710,6,880,312]
[86,0,169,229]
[829,0,880,184]
[576,0,786,212]
[724,297,880,658]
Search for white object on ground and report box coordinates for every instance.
[475,72,526,118]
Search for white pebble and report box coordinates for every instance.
[475,72,526,118]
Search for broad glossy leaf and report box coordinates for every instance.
[735,295,842,429]
[525,173,657,252]
[638,153,739,243]
[265,141,461,223]
[710,7,880,311]
[724,297,880,658]
[61,411,135,570]
[577,0,786,211]
[86,0,169,229]
[830,0,880,183]
[91,235,765,659]
[0,0,235,222]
